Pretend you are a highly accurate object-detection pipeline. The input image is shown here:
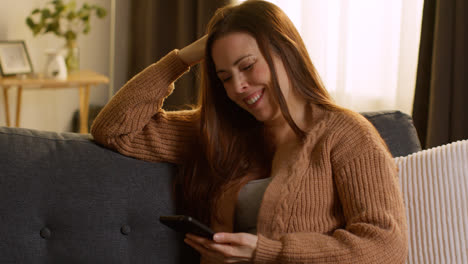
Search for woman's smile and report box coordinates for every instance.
[243,88,265,107]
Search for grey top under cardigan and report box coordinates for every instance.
[234,177,273,234]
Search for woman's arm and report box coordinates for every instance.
[179,35,207,65]
[91,36,207,164]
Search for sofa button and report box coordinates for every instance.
[121,225,131,235]
[40,227,51,239]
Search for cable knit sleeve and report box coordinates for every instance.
[253,112,408,263]
[90,50,198,164]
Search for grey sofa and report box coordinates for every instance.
[0,111,421,264]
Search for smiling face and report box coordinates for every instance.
[211,32,292,124]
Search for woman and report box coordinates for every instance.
[91,1,408,263]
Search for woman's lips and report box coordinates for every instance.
[243,89,264,107]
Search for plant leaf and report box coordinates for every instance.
[65,30,77,41]
[83,23,91,34]
[41,9,51,19]
[67,11,76,20]
[96,7,107,18]
[45,24,54,33]
[67,0,77,11]
[55,4,65,15]
[33,26,42,35]
[26,17,35,29]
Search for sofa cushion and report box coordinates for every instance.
[362,111,421,157]
[0,127,187,263]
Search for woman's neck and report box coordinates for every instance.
[264,97,309,147]
[264,120,295,147]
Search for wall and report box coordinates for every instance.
[112,0,130,95]
[0,0,124,132]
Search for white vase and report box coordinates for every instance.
[44,49,68,80]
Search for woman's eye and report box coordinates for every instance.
[242,64,253,71]
[222,76,232,83]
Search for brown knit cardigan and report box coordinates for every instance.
[91,50,408,263]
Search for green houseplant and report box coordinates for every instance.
[26,0,107,72]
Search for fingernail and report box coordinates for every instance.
[213,234,220,241]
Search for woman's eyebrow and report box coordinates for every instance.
[216,54,253,74]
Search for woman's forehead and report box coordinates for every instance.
[211,32,260,68]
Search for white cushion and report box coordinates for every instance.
[395,140,468,264]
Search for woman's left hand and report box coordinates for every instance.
[185,232,258,263]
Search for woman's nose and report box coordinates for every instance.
[232,74,248,93]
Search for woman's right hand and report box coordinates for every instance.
[178,35,208,66]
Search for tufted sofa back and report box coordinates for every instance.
[0,128,189,263]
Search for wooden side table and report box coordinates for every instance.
[0,70,109,134]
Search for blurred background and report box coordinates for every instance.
[0,0,466,148]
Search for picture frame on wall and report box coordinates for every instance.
[0,40,34,77]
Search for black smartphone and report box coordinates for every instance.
[159,215,215,239]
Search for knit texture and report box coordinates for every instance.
[91,50,197,164]
[91,50,408,263]
[395,140,468,264]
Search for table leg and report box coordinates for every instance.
[2,87,10,127]
[79,85,90,134]
[15,86,23,127]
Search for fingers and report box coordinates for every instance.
[184,233,254,263]
[184,238,244,264]
[184,234,226,263]
[213,232,258,248]
[186,233,213,247]
[184,236,211,255]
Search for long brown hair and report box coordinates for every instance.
[175,0,340,225]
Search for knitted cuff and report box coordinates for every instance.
[253,234,282,263]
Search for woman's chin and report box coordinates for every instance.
[250,111,273,123]
[253,115,267,122]
[251,109,284,125]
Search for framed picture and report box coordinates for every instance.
[0,40,34,76]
